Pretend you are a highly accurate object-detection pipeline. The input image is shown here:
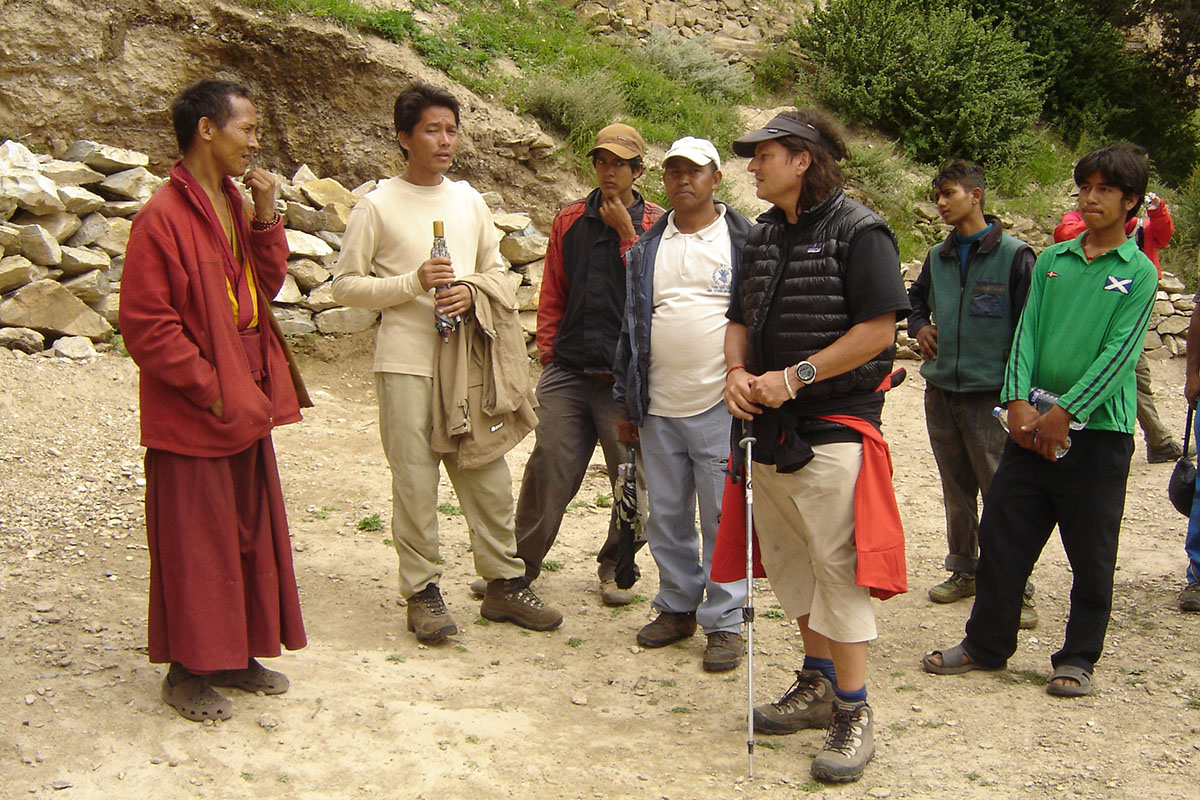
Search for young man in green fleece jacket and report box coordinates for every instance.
[907,160,1035,616]
[922,143,1158,698]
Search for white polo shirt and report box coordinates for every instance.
[647,205,734,418]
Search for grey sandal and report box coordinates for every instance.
[1046,664,1094,697]
[922,643,1004,675]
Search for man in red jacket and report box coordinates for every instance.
[120,79,307,722]
[1054,194,1181,462]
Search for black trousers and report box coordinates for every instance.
[961,430,1133,673]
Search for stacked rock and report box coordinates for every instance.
[0,139,551,359]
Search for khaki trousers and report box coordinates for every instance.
[376,372,524,598]
[752,442,877,644]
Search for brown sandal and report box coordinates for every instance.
[208,658,290,695]
[161,675,233,721]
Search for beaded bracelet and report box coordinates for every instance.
[251,212,281,231]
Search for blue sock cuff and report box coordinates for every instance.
[802,656,837,685]
[834,685,867,704]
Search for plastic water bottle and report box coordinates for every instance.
[1028,387,1087,431]
[992,405,1071,459]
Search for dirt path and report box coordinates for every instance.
[1,336,1197,799]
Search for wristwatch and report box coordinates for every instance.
[794,360,817,385]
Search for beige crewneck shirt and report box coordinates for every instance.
[332,176,504,377]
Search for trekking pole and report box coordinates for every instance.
[739,418,756,778]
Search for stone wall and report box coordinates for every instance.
[570,0,804,61]
[1,135,1189,364]
[0,138,547,360]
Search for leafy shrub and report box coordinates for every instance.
[794,0,1043,164]
[958,0,1199,184]
[518,72,624,153]
[642,26,752,104]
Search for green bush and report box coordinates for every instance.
[794,0,1043,164]
[518,72,623,154]
[642,26,752,104]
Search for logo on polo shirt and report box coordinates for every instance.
[1046,270,1059,278]
[1104,276,1132,294]
[709,263,732,294]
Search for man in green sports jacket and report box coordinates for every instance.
[922,143,1158,699]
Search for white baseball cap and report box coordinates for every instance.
[662,136,721,170]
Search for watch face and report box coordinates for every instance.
[796,362,816,383]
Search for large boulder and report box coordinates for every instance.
[66,212,111,248]
[300,282,338,312]
[62,269,110,304]
[0,326,44,353]
[272,306,317,335]
[57,185,106,215]
[299,178,357,210]
[285,229,334,259]
[0,140,41,173]
[92,217,132,257]
[0,255,35,293]
[17,225,62,266]
[61,141,149,174]
[52,335,97,360]
[39,160,105,186]
[58,246,110,276]
[499,231,549,265]
[12,209,81,243]
[0,279,112,340]
[0,170,66,215]
[98,167,162,203]
[273,274,303,304]
[287,258,331,291]
[315,306,378,334]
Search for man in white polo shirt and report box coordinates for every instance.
[614,137,752,671]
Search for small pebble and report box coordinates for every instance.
[571,695,588,706]
[50,780,72,791]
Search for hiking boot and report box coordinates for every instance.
[811,699,875,783]
[1019,584,1038,630]
[702,631,744,672]
[636,611,697,648]
[406,584,458,643]
[480,578,564,631]
[1179,582,1200,612]
[1148,440,1184,464]
[600,580,634,606]
[753,669,834,734]
[928,571,975,604]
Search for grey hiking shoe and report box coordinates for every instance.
[753,669,834,734]
[702,632,744,672]
[1148,440,1184,464]
[928,571,975,604]
[1019,583,1038,630]
[810,699,875,783]
[406,584,458,643]
[1179,582,1200,612]
[636,611,697,648]
[481,578,564,631]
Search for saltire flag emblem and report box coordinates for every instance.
[1104,275,1132,294]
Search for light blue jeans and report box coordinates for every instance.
[640,402,746,633]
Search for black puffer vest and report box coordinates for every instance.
[737,189,897,402]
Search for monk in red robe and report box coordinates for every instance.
[120,78,308,722]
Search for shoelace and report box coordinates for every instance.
[775,671,821,709]
[417,589,447,614]
[509,586,544,609]
[822,707,865,755]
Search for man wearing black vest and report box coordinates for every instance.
[907,160,1036,623]
[723,110,909,783]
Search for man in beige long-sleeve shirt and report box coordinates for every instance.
[332,82,562,642]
